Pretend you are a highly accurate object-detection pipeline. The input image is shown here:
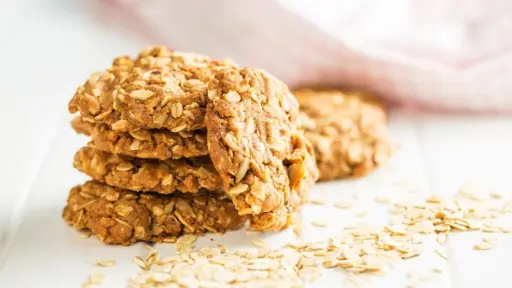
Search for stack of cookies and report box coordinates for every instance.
[63,47,318,245]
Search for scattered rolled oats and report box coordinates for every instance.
[134,256,150,271]
[417,273,434,282]
[309,198,326,205]
[401,251,421,260]
[490,191,503,199]
[334,201,354,209]
[436,233,448,245]
[293,220,303,237]
[117,182,512,287]
[474,242,495,251]
[355,211,367,218]
[95,260,116,267]
[435,249,448,260]
[482,235,499,243]
[311,220,328,228]
[432,267,443,274]
[82,274,105,287]
[374,195,391,204]
[482,227,501,233]
[249,239,268,249]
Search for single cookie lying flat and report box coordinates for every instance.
[63,181,246,245]
[295,89,392,181]
[74,146,222,194]
[206,67,318,231]
[71,117,208,160]
[68,46,236,132]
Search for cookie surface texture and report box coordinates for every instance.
[71,117,208,160]
[68,46,236,132]
[63,181,246,245]
[74,146,222,194]
[206,68,318,231]
[296,89,392,181]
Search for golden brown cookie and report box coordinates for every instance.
[71,117,208,160]
[205,67,318,231]
[295,89,392,181]
[74,146,222,194]
[68,46,236,132]
[63,181,246,245]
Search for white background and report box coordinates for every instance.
[1,1,512,287]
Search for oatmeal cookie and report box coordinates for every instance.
[206,67,318,231]
[71,117,208,160]
[68,46,236,132]
[295,89,392,181]
[63,181,246,245]
[74,146,222,194]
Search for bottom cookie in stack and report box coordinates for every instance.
[63,181,247,245]
[295,89,393,181]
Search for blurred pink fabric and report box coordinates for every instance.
[99,0,512,113]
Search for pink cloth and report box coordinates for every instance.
[99,0,512,113]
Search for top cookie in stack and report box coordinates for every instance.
[68,47,229,133]
[65,46,318,244]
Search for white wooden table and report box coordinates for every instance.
[1,2,511,287]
